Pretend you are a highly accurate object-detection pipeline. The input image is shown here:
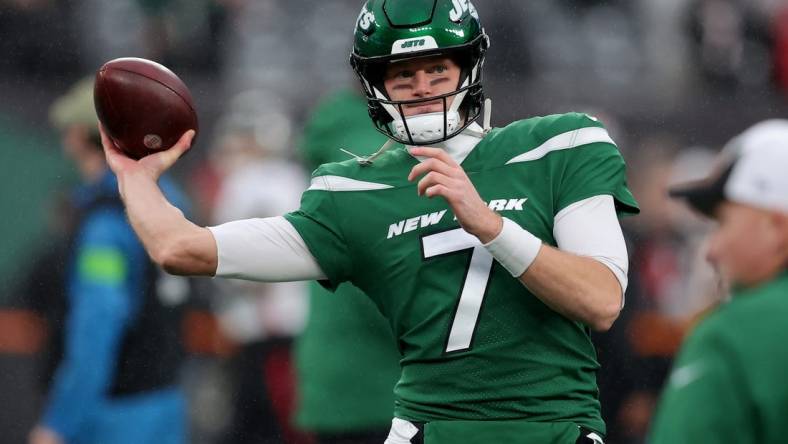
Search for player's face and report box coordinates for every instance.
[383,56,461,117]
[706,202,788,287]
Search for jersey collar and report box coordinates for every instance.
[407,122,485,165]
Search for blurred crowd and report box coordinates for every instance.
[2,0,788,443]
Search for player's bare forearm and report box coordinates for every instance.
[519,246,622,331]
[118,170,217,276]
[101,125,217,276]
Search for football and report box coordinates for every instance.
[93,57,198,160]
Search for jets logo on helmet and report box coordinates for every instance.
[350,0,489,147]
[357,5,375,31]
[449,0,478,22]
[392,37,438,55]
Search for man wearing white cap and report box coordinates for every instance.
[649,120,788,443]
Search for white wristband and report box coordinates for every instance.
[483,217,542,277]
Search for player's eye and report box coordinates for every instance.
[428,64,448,74]
[385,65,414,82]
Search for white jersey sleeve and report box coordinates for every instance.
[208,216,326,282]
[553,195,629,306]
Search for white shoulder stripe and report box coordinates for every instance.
[505,126,616,164]
[308,175,393,192]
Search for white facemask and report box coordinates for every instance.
[392,111,461,144]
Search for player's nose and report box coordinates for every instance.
[412,71,431,97]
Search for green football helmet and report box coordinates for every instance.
[350,0,489,146]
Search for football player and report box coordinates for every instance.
[100,1,638,442]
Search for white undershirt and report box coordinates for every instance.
[208,124,629,300]
[210,216,326,282]
[554,194,629,304]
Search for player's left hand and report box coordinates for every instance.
[408,147,502,243]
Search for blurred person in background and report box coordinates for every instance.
[208,90,310,444]
[14,192,76,394]
[3,192,75,444]
[28,78,190,444]
[686,0,773,90]
[649,119,788,443]
[295,88,401,444]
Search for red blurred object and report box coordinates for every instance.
[774,6,788,94]
[0,309,47,354]
[93,57,198,160]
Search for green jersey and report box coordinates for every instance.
[285,112,638,433]
[649,272,788,444]
[295,90,401,432]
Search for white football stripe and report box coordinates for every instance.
[505,126,615,164]
[308,175,393,192]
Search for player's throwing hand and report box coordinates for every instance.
[100,123,195,182]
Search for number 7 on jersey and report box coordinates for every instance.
[421,228,494,353]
